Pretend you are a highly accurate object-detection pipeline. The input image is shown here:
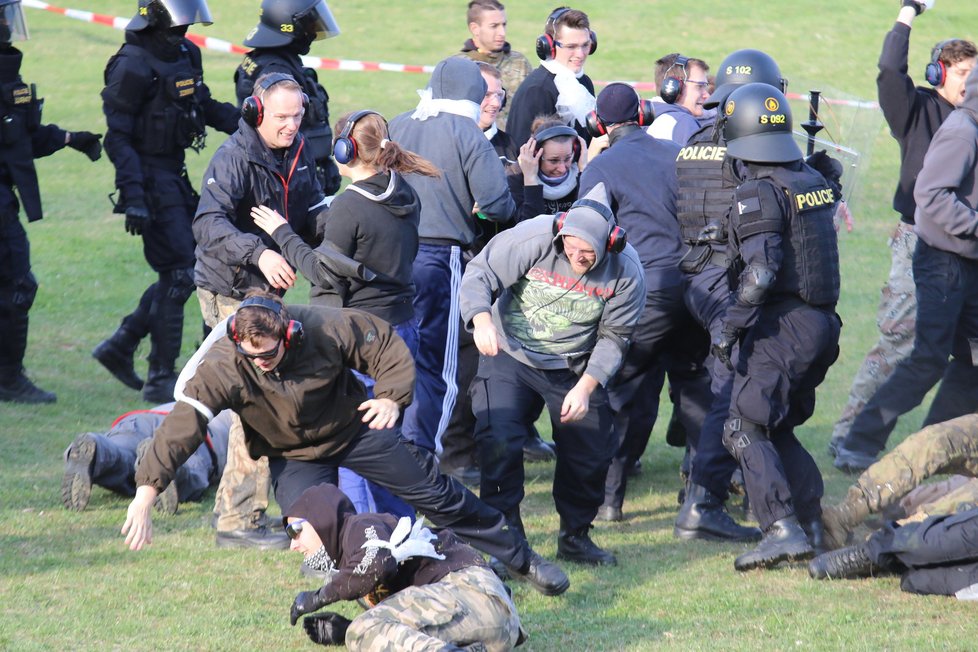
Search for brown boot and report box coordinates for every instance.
[822,486,871,550]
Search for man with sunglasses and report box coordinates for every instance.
[647,53,712,145]
[122,292,570,598]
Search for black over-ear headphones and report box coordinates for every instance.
[925,40,957,87]
[332,110,384,165]
[535,7,598,61]
[226,296,304,351]
[553,197,627,254]
[241,72,309,128]
[585,92,655,138]
[660,55,689,104]
[533,124,582,163]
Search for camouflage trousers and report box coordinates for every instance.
[346,565,524,652]
[197,288,271,531]
[831,222,917,443]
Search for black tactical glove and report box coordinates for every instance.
[290,590,328,626]
[711,324,742,371]
[303,612,352,646]
[68,131,103,161]
[124,202,151,237]
[902,0,925,15]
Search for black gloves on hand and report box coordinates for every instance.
[902,0,924,15]
[303,612,352,646]
[124,202,151,236]
[711,325,742,371]
[68,131,103,161]
[290,590,328,626]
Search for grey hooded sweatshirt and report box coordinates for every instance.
[914,65,978,259]
[459,186,646,386]
[389,57,516,247]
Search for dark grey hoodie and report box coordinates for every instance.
[389,58,516,246]
[914,64,978,259]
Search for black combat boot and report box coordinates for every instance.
[674,483,761,542]
[808,542,877,580]
[557,521,617,566]
[734,516,814,571]
[93,320,145,390]
[523,431,556,462]
[0,369,56,403]
[801,517,828,556]
[506,550,571,596]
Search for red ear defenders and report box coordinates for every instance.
[553,197,627,254]
[660,54,690,104]
[925,40,957,87]
[585,95,655,138]
[226,296,304,350]
[332,109,384,165]
[535,7,597,61]
[241,72,309,128]
[533,124,582,163]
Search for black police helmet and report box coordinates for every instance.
[128,0,213,31]
[244,0,340,48]
[721,83,802,164]
[0,0,28,44]
[704,48,786,109]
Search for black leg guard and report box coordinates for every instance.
[722,418,795,531]
[143,269,194,403]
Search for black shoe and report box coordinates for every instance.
[674,484,761,542]
[93,338,144,390]
[215,526,290,550]
[135,438,178,515]
[507,551,570,596]
[523,434,556,462]
[62,433,97,511]
[809,543,876,580]
[734,516,814,571]
[557,525,617,566]
[0,372,56,404]
[801,518,828,556]
[596,505,624,522]
[833,446,876,474]
[142,370,177,404]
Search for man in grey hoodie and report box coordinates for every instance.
[389,58,516,456]
[838,64,978,466]
[461,183,646,566]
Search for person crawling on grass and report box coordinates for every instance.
[285,483,525,650]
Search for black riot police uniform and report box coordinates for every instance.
[673,49,788,542]
[234,0,342,196]
[0,0,102,404]
[712,83,842,571]
[94,0,238,403]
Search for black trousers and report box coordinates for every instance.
[868,509,978,596]
[267,425,529,570]
[726,300,840,530]
[0,213,35,374]
[471,350,615,531]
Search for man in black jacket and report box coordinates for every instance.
[833,0,977,470]
[0,0,102,404]
[234,0,342,196]
[94,0,239,404]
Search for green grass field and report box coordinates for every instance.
[3,0,978,649]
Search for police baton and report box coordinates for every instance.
[801,90,824,158]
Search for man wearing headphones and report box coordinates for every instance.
[234,0,343,196]
[647,53,712,145]
[122,292,571,599]
[94,0,239,404]
[462,184,646,566]
[832,0,977,471]
[506,6,596,148]
[191,72,326,549]
[578,84,718,528]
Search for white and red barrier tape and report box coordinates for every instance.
[23,0,878,109]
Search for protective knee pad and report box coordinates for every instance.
[1,272,39,311]
[160,267,196,304]
[721,417,769,460]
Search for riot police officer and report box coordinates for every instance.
[94,0,239,403]
[713,83,842,571]
[673,49,788,542]
[0,0,102,404]
[234,0,342,196]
